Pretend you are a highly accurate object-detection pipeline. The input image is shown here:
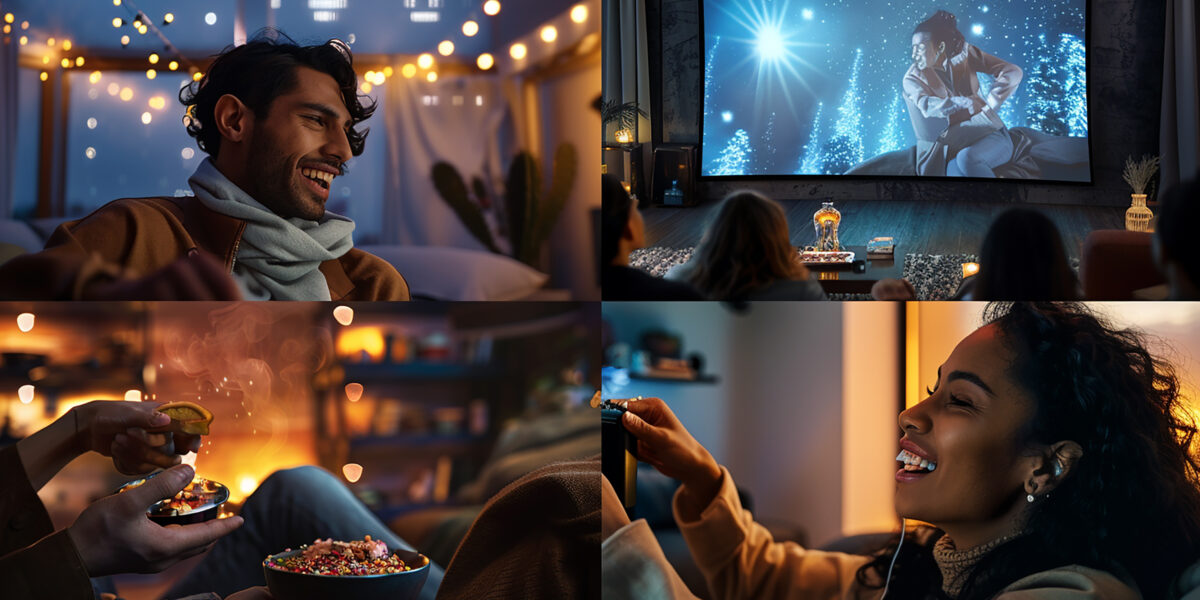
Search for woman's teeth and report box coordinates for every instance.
[896,449,937,472]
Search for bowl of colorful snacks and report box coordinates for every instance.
[117,472,230,526]
[263,536,430,600]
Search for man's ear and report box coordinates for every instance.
[1025,440,1083,498]
[212,94,252,144]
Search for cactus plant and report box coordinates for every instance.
[431,143,577,267]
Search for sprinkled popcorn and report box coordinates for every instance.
[265,536,415,576]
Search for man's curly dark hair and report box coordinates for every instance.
[856,302,1200,600]
[179,29,375,159]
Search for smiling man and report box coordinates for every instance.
[0,32,409,300]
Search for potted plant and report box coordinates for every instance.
[1121,155,1159,232]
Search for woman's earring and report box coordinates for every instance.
[1026,494,1035,503]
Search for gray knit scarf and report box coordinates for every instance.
[187,158,354,300]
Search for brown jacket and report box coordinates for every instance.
[0,445,95,599]
[0,197,410,300]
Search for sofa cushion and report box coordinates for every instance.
[357,245,547,301]
[0,220,45,254]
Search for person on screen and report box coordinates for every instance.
[665,191,826,301]
[0,31,409,301]
[904,10,1022,178]
[1153,174,1200,300]
[602,302,1200,600]
[601,174,703,300]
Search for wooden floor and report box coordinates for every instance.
[643,199,1126,261]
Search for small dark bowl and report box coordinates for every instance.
[263,547,430,600]
[116,472,230,526]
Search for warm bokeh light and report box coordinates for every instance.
[20,20,27,30]
[75,57,85,67]
[47,37,55,46]
[342,463,363,483]
[149,96,166,110]
[360,82,372,94]
[401,63,417,78]
[85,147,96,159]
[4,13,14,24]
[149,53,159,64]
[383,66,393,77]
[168,61,178,71]
[41,55,49,64]
[16,313,34,332]
[18,385,34,404]
[333,305,354,326]
[365,70,375,82]
[39,72,48,82]
[164,12,175,24]
[62,40,72,51]
[509,43,527,60]
[124,390,142,402]
[61,58,70,69]
[483,0,501,16]
[141,111,152,124]
[438,40,454,56]
[570,4,588,23]
[113,17,123,27]
[239,475,259,496]
[344,383,363,403]
[961,262,980,278]
[120,87,133,101]
[182,147,195,160]
[336,327,386,361]
[121,35,130,46]
[193,71,203,81]
[462,20,479,36]
[426,71,438,82]
[476,53,494,70]
[146,69,157,80]
[540,25,557,43]
[138,24,148,34]
[417,53,434,69]
[18,36,27,46]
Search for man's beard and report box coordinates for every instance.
[244,132,324,221]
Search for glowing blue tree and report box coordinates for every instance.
[758,112,777,174]
[875,93,905,156]
[825,48,865,173]
[703,36,721,140]
[1058,33,1088,137]
[712,129,752,176]
[1025,34,1067,136]
[798,102,825,174]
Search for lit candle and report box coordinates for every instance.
[961,262,980,278]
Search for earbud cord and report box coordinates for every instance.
[881,517,906,600]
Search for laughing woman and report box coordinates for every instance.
[601,303,1200,599]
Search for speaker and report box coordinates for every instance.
[651,145,698,207]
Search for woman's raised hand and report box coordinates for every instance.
[621,397,723,515]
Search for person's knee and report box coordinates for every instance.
[255,465,339,498]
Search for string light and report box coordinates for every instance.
[462,20,479,36]
[141,111,152,124]
[62,40,72,51]
[2,25,10,35]
[509,42,527,60]
[138,24,148,34]
[540,25,557,43]
[18,385,34,404]
[16,313,34,332]
[61,58,70,69]
[476,53,494,70]
[148,96,165,110]
[360,81,372,94]
[89,71,102,84]
[417,53,434,69]
[401,63,416,78]
[76,56,85,67]
[383,66,393,77]
[39,72,47,81]
[107,82,120,95]
[163,12,174,25]
[47,37,55,46]
[332,305,354,326]
[41,56,49,64]
[113,0,121,5]
[3,13,12,24]
[149,53,159,64]
[18,36,27,46]
[146,68,157,79]
[371,71,385,85]
[120,87,133,101]
[121,35,130,47]
[192,71,203,81]
[426,71,437,82]
[483,1,500,16]
[113,17,123,27]
[20,20,28,30]
[570,4,588,23]
[168,60,178,70]
[438,40,454,56]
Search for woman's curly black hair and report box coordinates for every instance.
[179,29,375,159]
[857,302,1200,600]
[913,10,966,58]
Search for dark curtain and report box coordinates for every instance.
[1161,0,1200,187]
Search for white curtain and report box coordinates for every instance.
[1161,0,1200,186]
[602,0,651,142]
[381,72,510,248]
[0,34,18,217]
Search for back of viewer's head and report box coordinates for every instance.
[686,190,803,299]
[180,30,374,159]
[601,174,635,265]
[1155,174,1200,294]
[975,208,1078,300]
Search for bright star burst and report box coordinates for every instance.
[713,0,824,122]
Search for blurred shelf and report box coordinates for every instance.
[340,362,502,381]
[629,373,720,384]
[349,433,492,454]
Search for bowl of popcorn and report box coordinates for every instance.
[263,536,430,600]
